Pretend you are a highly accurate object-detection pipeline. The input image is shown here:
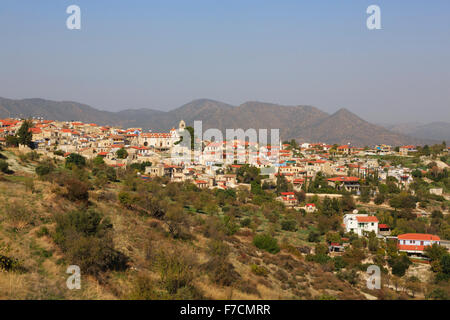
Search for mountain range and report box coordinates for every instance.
[381,122,450,144]
[0,96,437,146]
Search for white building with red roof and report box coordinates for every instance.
[278,192,298,207]
[399,145,417,156]
[397,233,441,255]
[304,203,317,213]
[343,213,378,236]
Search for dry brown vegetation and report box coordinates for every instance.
[1,148,446,300]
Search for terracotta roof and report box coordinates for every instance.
[356,216,378,223]
[141,132,172,138]
[397,233,440,241]
[327,176,360,182]
[398,244,426,252]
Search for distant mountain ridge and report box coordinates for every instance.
[381,121,450,143]
[0,96,434,146]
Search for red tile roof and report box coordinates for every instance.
[109,163,125,167]
[397,233,440,241]
[327,176,360,183]
[398,244,426,252]
[356,216,378,223]
[30,128,42,134]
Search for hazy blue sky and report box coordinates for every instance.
[1,0,449,123]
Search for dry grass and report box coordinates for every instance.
[0,157,380,300]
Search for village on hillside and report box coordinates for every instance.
[1,117,449,300]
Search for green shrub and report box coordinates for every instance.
[63,177,89,202]
[0,254,22,272]
[65,153,86,169]
[253,233,280,254]
[204,256,240,286]
[155,250,194,294]
[388,254,412,277]
[333,256,347,271]
[308,230,321,242]
[118,191,133,208]
[241,217,252,227]
[251,264,269,277]
[130,161,152,173]
[129,274,161,300]
[337,269,359,285]
[92,156,105,166]
[53,209,127,276]
[0,160,9,173]
[222,215,239,236]
[36,162,54,177]
[53,150,65,156]
[36,226,50,237]
[116,148,128,159]
[281,219,297,231]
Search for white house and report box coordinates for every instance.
[343,213,378,236]
[397,233,441,255]
[304,203,317,213]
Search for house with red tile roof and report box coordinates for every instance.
[337,145,350,154]
[304,203,317,213]
[378,224,391,236]
[278,192,298,207]
[343,213,378,236]
[397,233,441,255]
[194,180,209,189]
[327,176,360,192]
[399,145,417,156]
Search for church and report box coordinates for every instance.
[138,120,185,151]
